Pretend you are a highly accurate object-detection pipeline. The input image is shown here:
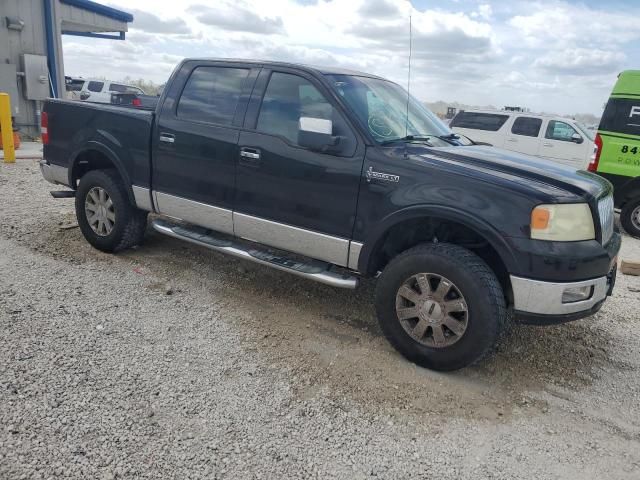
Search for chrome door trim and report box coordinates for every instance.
[233,212,350,267]
[347,241,363,270]
[153,191,234,235]
[132,185,153,211]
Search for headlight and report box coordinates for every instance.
[530,203,595,241]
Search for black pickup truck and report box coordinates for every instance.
[40,58,621,371]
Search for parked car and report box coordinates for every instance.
[110,92,159,110]
[450,110,594,170]
[589,70,640,238]
[39,59,620,371]
[70,78,146,103]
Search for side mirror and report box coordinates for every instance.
[571,133,583,144]
[298,117,342,153]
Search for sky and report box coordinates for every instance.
[61,0,640,116]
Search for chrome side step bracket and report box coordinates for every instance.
[152,219,358,289]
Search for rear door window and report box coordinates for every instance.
[87,81,104,92]
[599,98,640,136]
[511,117,542,137]
[450,112,509,131]
[545,120,579,142]
[177,66,249,125]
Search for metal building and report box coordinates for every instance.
[0,0,133,137]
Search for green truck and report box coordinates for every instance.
[589,70,640,237]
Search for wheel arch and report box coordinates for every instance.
[68,141,135,205]
[357,205,519,295]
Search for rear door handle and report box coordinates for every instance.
[159,133,175,144]
[239,147,261,167]
[507,138,517,142]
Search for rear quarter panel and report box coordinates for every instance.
[43,99,154,189]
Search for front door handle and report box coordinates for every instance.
[159,133,175,144]
[239,147,261,167]
[542,142,553,147]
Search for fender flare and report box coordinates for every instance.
[357,204,520,275]
[68,140,135,204]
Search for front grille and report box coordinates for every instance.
[598,195,614,244]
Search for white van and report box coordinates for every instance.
[67,78,145,103]
[450,110,594,169]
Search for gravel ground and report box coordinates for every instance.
[1,159,640,479]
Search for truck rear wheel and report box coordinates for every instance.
[75,169,148,253]
[620,198,640,238]
[375,243,506,371]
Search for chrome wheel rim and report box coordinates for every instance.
[85,187,115,236]
[395,273,469,348]
[632,205,640,231]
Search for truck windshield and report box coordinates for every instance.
[325,74,452,145]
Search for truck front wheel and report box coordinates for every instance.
[375,243,506,371]
[620,198,640,238]
[75,169,148,253]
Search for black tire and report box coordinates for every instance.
[375,243,506,371]
[620,197,640,238]
[75,169,148,253]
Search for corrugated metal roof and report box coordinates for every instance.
[59,0,133,23]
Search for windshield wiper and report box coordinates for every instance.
[380,135,434,146]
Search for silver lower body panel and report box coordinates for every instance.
[132,186,153,211]
[233,212,350,267]
[510,275,609,315]
[154,191,234,235]
[39,161,69,187]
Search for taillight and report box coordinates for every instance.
[132,97,142,107]
[41,111,49,145]
[588,133,602,172]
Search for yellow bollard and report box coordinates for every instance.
[0,93,16,163]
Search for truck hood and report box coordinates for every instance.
[413,145,610,200]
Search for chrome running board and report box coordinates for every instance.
[152,219,358,289]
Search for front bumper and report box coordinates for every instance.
[512,264,617,325]
[39,160,69,187]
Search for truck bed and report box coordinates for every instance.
[44,99,155,189]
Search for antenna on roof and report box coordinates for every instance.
[404,14,413,139]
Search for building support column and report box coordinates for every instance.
[43,0,65,98]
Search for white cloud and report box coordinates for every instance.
[127,9,190,34]
[188,2,285,35]
[474,4,492,21]
[534,48,626,75]
[509,5,640,48]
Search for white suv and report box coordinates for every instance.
[67,78,145,104]
[450,110,594,169]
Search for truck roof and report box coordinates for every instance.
[183,58,386,80]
